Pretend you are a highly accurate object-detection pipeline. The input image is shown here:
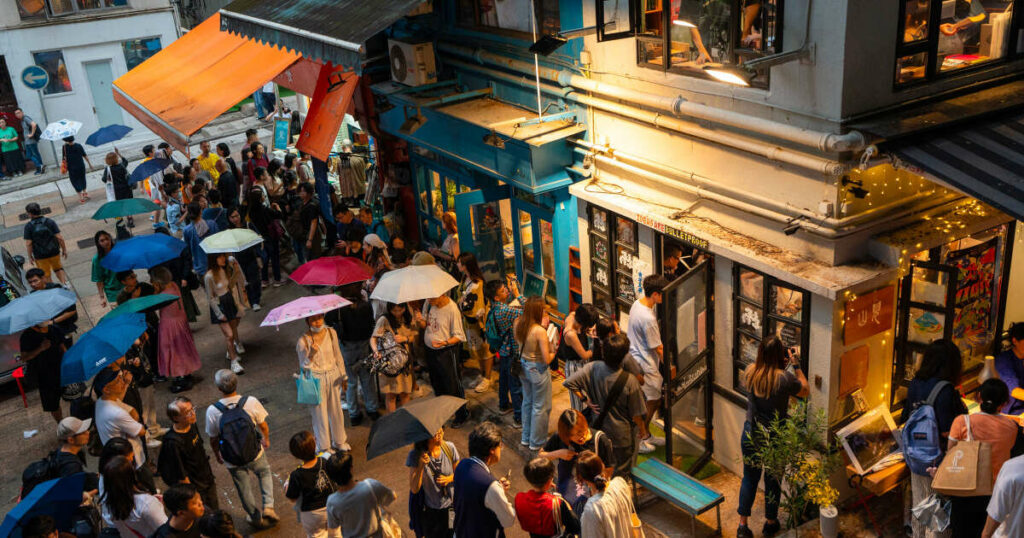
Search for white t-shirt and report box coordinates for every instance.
[262,82,275,93]
[422,300,466,350]
[205,394,268,468]
[101,493,167,538]
[581,477,636,538]
[95,398,146,467]
[988,455,1024,537]
[627,299,662,374]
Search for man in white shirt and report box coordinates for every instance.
[93,366,148,468]
[421,293,468,427]
[627,274,669,454]
[205,369,277,530]
[983,454,1024,538]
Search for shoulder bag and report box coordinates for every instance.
[585,369,630,431]
[931,413,993,497]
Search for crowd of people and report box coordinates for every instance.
[0,109,47,182]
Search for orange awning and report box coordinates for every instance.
[113,13,300,153]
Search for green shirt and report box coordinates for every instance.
[0,127,18,153]
[91,254,123,303]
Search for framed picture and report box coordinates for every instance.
[836,405,901,475]
[272,117,292,151]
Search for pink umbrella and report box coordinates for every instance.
[260,294,352,327]
[290,256,373,286]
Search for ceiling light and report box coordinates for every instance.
[672,19,696,28]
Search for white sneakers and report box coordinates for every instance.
[230,358,245,374]
[638,434,665,454]
[473,377,491,393]
[252,304,261,312]
[235,341,246,354]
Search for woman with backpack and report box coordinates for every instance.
[296,314,349,453]
[407,427,459,538]
[539,409,616,514]
[370,302,415,413]
[456,253,492,394]
[100,455,167,537]
[904,339,966,538]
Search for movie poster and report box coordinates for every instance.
[947,238,998,360]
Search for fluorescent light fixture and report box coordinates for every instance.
[702,44,814,86]
[703,66,751,86]
[672,19,696,28]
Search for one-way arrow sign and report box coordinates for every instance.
[21,65,49,91]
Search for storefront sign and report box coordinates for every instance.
[948,237,998,352]
[844,286,895,344]
[635,214,710,250]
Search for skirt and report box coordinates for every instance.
[210,293,240,325]
[380,370,413,395]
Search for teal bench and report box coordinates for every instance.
[631,458,724,536]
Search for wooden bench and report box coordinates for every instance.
[631,458,724,536]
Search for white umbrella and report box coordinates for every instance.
[40,119,82,141]
[200,228,263,254]
[370,264,459,303]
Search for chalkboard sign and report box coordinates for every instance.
[272,118,291,151]
[522,271,549,299]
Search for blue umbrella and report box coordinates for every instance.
[100,233,185,271]
[85,124,132,147]
[61,313,146,385]
[0,472,85,537]
[128,157,174,184]
[0,288,77,335]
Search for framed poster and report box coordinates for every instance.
[836,405,901,475]
[272,117,292,151]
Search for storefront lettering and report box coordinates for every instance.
[635,214,710,250]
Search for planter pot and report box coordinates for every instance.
[819,505,839,538]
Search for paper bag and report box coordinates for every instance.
[931,415,993,497]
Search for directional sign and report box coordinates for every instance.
[21,65,49,91]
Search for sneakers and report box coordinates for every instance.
[512,418,522,430]
[643,434,666,447]
[246,515,274,530]
[520,440,530,447]
[341,401,350,411]
[473,377,491,393]
[230,358,245,374]
[146,438,162,449]
[736,524,754,538]
[272,279,285,287]
[638,438,656,454]
[499,406,514,415]
[252,303,261,312]
[762,520,781,536]
[262,507,279,523]
[235,341,246,354]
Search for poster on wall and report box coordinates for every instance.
[631,257,652,299]
[839,345,870,397]
[947,238,998,358]
[843,286,895,345]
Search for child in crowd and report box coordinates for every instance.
[514,458,580,538]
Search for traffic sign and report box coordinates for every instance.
[21,65,48,91]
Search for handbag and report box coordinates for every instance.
[373,486,402,538]
[295,369,322,405]
[931,414,993,497]
[60,146,68,175]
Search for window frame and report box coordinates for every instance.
[122,36,162,72]
[455,0,561,41]
[732,264,810,394]
[894,0,1024,88]
[18,0,130,20]
[587,205,638,318]
[596,0,636,41]
[31,49,73,96]
[411,155,476,246]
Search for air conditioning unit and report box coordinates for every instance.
[389,40,437,87]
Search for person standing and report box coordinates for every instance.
[215,160,239,209]
[429,212,459,265]
[149,483,205,537]
[324,452,397,537]
[560,304,599,411]
[514,458,580,537]
[205,369,277,530]
[983,454,1024,538]
[99,456,167,538]
[150,267,201,393]
[23,202,69,286]
[62,136,91,203]
[245,189,285,287]
[25,268,77,347]
[627,274,669,454]
[204,254,249,375]
[539,409,615,512]
[93,367,149,472]
[453,421,516,537]
[19,321,66,423]
[456,253,492,394]
[92,231,123,309]
[15,109,44,175]
[736,336,808,538]
[576,451,637,538]
[226,207,262,311]
[422,292,468,428]
[515,296,557,451]
[370,302,415,413]
[21,416,99,497]
[183,202,219,278]
[197,141,220,184]
[158,396,218,510]
[407,427,459,538]
[484,279,525,425]
[164,182,187,238]
[284,431,341,538]
[0,117,24,178]
[994,322,1024,415]
[102,149,132,200]
[245,142,269,188]
[331,284,378,425]
[296,314,350,452]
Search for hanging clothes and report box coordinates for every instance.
[334,152,366,200]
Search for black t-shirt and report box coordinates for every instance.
[285,458,336,511]
[217,171,239,208]
[20,326,65,381]
[157,425,214,488]
[148,520,202,538]
[332,301,375,342]
[23,217,61,259]
[64,143,86,171]
[300,200,321,236]
[542,430,615,493]
[744,369,802,426]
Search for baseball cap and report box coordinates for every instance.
[92,367,122,394]
[57,417,91,439]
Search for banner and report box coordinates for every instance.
[947,238,998,353]
[296,64,359,161]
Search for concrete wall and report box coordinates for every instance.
[0,9,178,165]
[0,0,171,27]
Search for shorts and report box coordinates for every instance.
[641,367,664,401]
[211,293,240,324]
[35,255,62,278]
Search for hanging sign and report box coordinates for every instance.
[843,285,895,344]
[296,64,359,161]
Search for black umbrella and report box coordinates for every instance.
[366,395,467,460]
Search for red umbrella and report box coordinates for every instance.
[290,256,374,286]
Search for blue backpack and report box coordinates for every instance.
[213,396,261,466]
[901,380,950,476]
[485,309,504,352]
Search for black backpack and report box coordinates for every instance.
[21,451,59,497]
[213,396,261,466]
[28,218,60,259]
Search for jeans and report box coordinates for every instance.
[737,422,780,520]
[24,144,42,171]
[425,344,468,423]
[497,353,522,421]
[520,360,552,448]
[260,236,282,282]
[341,340,378,415]
[252,91,267,117]
[292,238,308,265]
[228,451,274,520]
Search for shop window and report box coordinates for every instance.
[456,0,560,37]
[430,171,443,220]
[519,210,535,272]
[122,37,161,71]
[602,0,781,86]
[895,0,1019,87]
[32,50,72,95]
[540,219,555,279]
[588,206,638,318]
[733,265,810,394]
[19,0,127,18]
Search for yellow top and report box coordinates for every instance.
[197,152,220,182]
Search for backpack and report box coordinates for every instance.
[901,380,951,476]
[369,330,410,377]
[485,308,504,352]
[21,451,59,497]
[28,218,60,259]
[213,396,262,466]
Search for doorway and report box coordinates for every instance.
[454,185,515,282]
[83,60,122,127]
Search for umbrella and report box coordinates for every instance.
[101,293,178,322]
[61,313,146,385]
[260,295,352,327]
[85,124,132,147]
[0,288,77,335]
[201,229,263,254]
[366,396,467,460]
[0,472,86,537]
[92,198,160,220]
[100,234,186,271]
[290,256,373,286]
[128,157,175,184]
[370,264,458,303]
[39,119,82,141]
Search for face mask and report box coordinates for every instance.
[310,325,324,333]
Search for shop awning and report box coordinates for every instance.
[219,0,425,66]
[889,112,1024,222]
[112,13,300,153]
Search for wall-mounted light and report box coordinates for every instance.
[842,176,870,199]
[702,44,814,87]
[672,19,696,28]
[529,25,599,56]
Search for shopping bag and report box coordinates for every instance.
[911,493,951,532]
[931,414,992,496]
[295,370,321,405]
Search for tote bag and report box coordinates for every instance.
[295,369,322,405]
[931,414,993,497]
